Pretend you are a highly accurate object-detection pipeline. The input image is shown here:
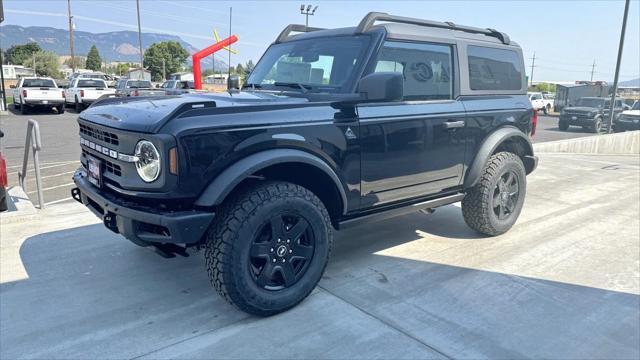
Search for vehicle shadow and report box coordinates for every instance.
[7,104,65,116]
[2,208,638,359]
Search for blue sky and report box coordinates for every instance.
[3,0,639,82]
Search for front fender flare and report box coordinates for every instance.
[463,126,535,189]
[194,148,348,214]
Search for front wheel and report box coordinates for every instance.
[462,152,526,236]
[558,119,569,131]
[592,117,603,133]
[204,181,333,316]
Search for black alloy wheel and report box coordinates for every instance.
[249,213,315,290]
[491,170,519,220]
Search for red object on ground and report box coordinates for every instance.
[192,35,239,90]
[0,153,7,188]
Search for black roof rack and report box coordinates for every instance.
[355,12,511,45]
[275,24,326,43]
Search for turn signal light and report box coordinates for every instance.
[530,109,538,138]
[80,90,85,97]
[169,147,178,175]
[22,89,27,98]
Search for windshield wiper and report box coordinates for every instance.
[274,82,311,93]
[242,83,263,90]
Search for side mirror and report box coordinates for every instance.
[357,72,403,102]
[9,85,16,89]
[228,75,240,90]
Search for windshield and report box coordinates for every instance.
[575,98,605,108]
[633,102,640,111]
[127,80,152,88]
[77,79,106,88]
[22,79,56,88]
[246,35,371,93]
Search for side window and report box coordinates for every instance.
[468,45,522,91]
[373,41,453,101]
[615,100,623,108]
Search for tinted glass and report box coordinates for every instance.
[374,41,453,100]
[77,79,106,88]
[22,79,56,88]
[126,81,152,88]
[576,98,605,107]
[247,36,370,93]
[633,102,639,110]
[468,45,522,90]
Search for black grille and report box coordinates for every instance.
[79,123,119,146]
[83,149,122,176]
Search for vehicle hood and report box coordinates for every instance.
[621,110,640,117]
[563,106,601,113]
[79,92,308,133]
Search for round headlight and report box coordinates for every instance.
[135,140,160,182]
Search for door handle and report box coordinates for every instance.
[444,120,465,129]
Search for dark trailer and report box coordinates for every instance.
[555,83,609,112]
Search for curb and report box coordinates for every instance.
[0,186,38,225]
[534,131,640,155]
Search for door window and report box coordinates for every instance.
[373,41,453,101]
[468,45,522,90]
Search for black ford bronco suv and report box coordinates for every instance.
[71,13,537,316]
[559,96,628,133]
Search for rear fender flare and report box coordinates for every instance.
[463,126,534,188]
[194,148,348,214]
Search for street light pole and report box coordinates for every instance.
[300,4,318,28]
[136,0,144,79]
[67,0,75,73]
[607,0,630,133]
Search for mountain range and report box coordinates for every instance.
[0,25,227,70]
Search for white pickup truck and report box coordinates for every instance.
[64,78,116,112]
[528,92,555,114]
[11,77,65,115]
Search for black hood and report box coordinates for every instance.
[79,92,308,133]
[563,106,601,113]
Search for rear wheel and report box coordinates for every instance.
[75,97,83,113]
[204,181,333,316]
[543,104,549,115]
[20,102,29,115]
[13,101,21,111]
[56,105,65,114]
[462,152,526,236]
[558,119,569,131]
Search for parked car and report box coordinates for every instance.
[71,12,537,316]
[528,91,554,114]
[11,77,65,115]
[613,100,640,132]
[554,83,609,112]
[115,79,165,97]
[0,130,7,212]
[160,80,196,95]
[65,78,115,112]
[69,72,117,88]
[558,97,627,133]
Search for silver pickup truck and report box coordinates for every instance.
[115,79,166,97]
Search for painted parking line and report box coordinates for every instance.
[44,197,75,206]
[26,182,76,193]
[22,170,77,181]
[5,160,78,170]
[10,162,79,175]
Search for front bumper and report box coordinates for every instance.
[614,120,640,131]
[559,114,597,126]
[72,169,214,246]
[24,99,64,106]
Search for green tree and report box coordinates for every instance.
[5,42,42,65]
[235,63,245,76]
[143,41,189,81]
[85,45,102,71]
[64,56,86,69]
[245,60,255,74]
[115,63,130,76]
[23,51,61,78]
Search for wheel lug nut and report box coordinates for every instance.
[277,238,281,243]
[272,258,276,263]
[289,249,292,253]
[282,259,286,263]
[270,248,274,252]
[286,239,290,243]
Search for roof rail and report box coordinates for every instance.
[355,12,511,45]
[275,24,326,43]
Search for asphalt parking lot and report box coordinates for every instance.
[1,153,638,359]
[0,108,597,207]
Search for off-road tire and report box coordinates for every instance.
[558,119,569,131]
[75,98,83,113]
[20,102,28,115]
[462,152,526,236]
[591,117,602,133]
[204,181,333,316]
[13,101,21,111]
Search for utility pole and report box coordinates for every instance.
[33,53,36,75]
[590,60,597,82]
[162,58,166,81]
[136,0,144,79]
[300,4,318,28]
[607,0,630,133]
[67,0,75,73]
[228,7,232,81]
[529,52,536,87]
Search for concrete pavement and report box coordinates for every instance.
[1,153,639,359]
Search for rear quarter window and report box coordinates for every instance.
[468,45,522,91]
